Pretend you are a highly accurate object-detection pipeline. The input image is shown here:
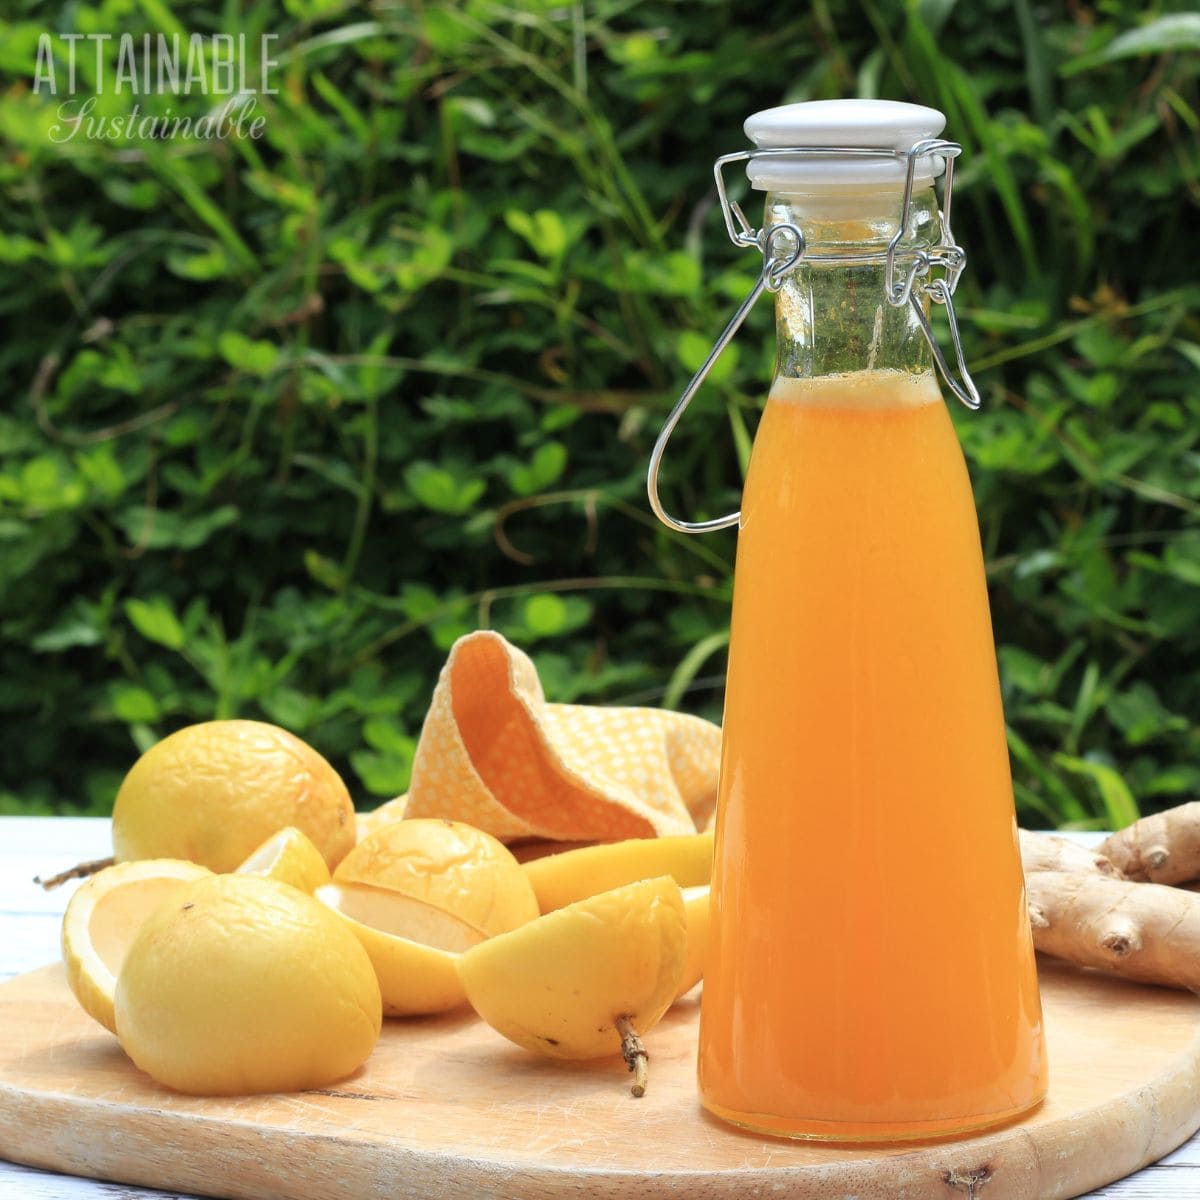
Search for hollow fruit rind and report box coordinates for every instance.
[62,858,213,1034]
[236,826,332,894]
[315,882,486,1017]
[334,818,538,936]
[522,831,713,913]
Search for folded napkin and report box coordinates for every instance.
[401,631,720,842]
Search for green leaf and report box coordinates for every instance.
[398,582,441,620]
[329,238,385,293]
[1163,535,1200,586]
[1106,683,1189,746]
[421,7,474,54]
[677,330,738,385]
[109,682,162,724]
[166,245,231,281]
[621,250,701,297]
[303,549,346,592]
[405,462,486,514]
[0,232,41,264]
[505,209,571,261]
[260,687,317,732]
[311,71,372,141]
[1067,660,1103,753]
[1143,766,1200,799]
[32,611,104,653]
[125,596,186,650]
[244,172,318,214]
[1054,755,1140,829]
[117,505,239,552]
[18,456,86,510]
[102,179,162,211]
[445,96,496,128]
[607,32,660,65]
[727,402,752,478]
[362,718,414,756]
[524,593,569,636]
[75,445,126,501]
[135,0,187,38]
[1095,15,1200,62]
[1174,341,1200,373]
[286,19,384,57]
[357,330,402,400]
[1007,727,1087,822]
[395,227,453,291]
[130,724,159,755]
[351,747,414,797]
[505,594,593,642]
[663,630,729,710]
[151,164,256,268]
[507,442,567,496]
[998,646,1051,696]
[218,332,280,377]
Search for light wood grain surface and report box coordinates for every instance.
[2,817,1199,1199]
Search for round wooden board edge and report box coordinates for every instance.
[4,963,1200,1200]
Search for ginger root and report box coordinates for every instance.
[1017,803,1200,993]
[1026,870,1200,991]
[1018,830,1123,878]
[1098,802,1200,885]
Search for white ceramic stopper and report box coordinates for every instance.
[744,99,947,192]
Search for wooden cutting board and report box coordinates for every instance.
[2,959,1199,1200]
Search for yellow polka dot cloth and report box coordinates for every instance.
[403,630,720,842]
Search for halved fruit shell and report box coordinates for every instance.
[236,825,331,894]
[521,831,713,914]
[314,882,487,1017]
[355,795,408,844]
[61,858,212,1033]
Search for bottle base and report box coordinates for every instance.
[701,1089,1048,1144]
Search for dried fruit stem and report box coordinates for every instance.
[35,856,114,891]
[616,1015,648,1097]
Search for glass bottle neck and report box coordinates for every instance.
[765,187,939,381]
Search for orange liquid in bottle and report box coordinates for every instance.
[698,368,1047,1141]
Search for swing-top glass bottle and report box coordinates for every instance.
[649,100,1048,1141]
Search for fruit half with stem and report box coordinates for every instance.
[457,876,686,1096]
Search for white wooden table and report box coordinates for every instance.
[1,816,1198,1199]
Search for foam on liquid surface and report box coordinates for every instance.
[769,368,941,410]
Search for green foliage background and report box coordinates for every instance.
[0,1,1197,826]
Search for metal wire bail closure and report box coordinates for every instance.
[647,139,982,535]
[646,223,803,534]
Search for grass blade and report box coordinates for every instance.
[663,630,730,711]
